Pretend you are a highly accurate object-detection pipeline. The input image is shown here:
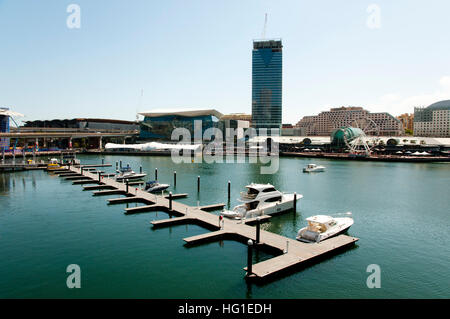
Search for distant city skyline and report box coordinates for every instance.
[1,0,450,125]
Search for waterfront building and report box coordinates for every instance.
[295,106,403,136]
[219,113,251,140]
[220,113,252,124]
[281,123,302,136]
[397,113,414,132]
[0,107,10,151]
[139,108,223,141]
[24,118,139,132]
[414,100,450,137]
[251,39,283,133]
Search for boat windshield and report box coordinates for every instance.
[241,188,259,199]
[120,166,132,173]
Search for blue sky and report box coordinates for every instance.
[1,0,449,125]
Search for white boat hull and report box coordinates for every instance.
[296,217,353,243]
[116,173,147,182]
[303,167,325,173]
[146,184,170,193]
[222,193,303,220]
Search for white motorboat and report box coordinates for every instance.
[115,165,147,182]
[296,213,353,243]
[145,180,170,193]
[221,183,303,220]
[303,163,325,173]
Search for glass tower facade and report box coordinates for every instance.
[251,39,282,132]
[0,107,10,151]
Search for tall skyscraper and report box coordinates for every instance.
[251,39,283,132]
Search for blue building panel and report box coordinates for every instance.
[251,39,283,131]
[0,110,10,151]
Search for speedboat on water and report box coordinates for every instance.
[221,183,303,220]
[145,181,170,193]
[296,213,353,243]
[115,165,147,182]
[303,164,325,173]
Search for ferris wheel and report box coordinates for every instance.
[338,117,380,156]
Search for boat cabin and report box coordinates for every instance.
[305,215,336,233]
[119,165,133,173]
[240,183,279,199]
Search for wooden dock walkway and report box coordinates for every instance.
[72,179,99,185]
[61,165,359,282]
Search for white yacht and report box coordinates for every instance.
[221,183,303,220]
[303,164,325,173]
[145,181,170,193]
[296,214,353,243]
[115,165,147,182]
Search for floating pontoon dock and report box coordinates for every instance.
[50,165,359,282]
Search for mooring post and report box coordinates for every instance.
[174,171,177,187]
[256,217,261,244]
[294,192,297,212]
[102,158,104,165]
[219,215,222,229]
[285,240,289,254]
[98,171,101,182]
[169,191,173,211]
[81,167,84,175]
[126,180,129,193]
[140,166,142,174]
[155,168,158,181]
[247,239,253,276]
[120,160,122,169]
[197,175,200,192]
[115,161,118,170]
[228,180,231,202]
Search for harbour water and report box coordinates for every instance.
[0,155,449,298]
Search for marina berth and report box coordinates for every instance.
[115,165,147,182]
[221,183,303,220]
[145,180,170,193]
[46,164,358,282]
[296,214,354,243]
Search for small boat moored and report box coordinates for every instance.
[221,183,303,220]
[303,163,325,173]
[296,213,353,243]
[46,158,61,171]
[115,165,147,182]
[145,181,170,193]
